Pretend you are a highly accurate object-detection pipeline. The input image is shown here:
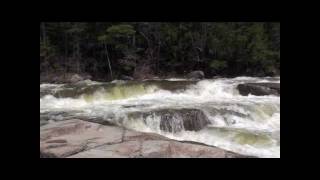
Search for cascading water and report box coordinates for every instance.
[40,77,280,158]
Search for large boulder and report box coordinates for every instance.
[131,108,211,133]
[186,70,205,79]
[70,74,84,83]
[237,83,280,96]
[159,109,210,132]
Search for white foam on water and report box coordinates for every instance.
[40,76,280,157]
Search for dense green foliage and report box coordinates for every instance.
[40,22,280,80]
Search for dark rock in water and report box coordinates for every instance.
[78,116,116,126]
[120,75,134,80]
[70,74,84,83]
[40,120,49,126]
[147,80,197,92]
[69,74,92,84]
[122,104,147,108]
[255,83,280,93]
[186,70,205,79]
[237,83,280,96]
[40,114,50,121]
[138,109,210,133]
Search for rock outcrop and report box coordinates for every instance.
[186,71,205,79]
[40,119,252,158]
[119,75,134,80]
[158,109,210,132]
[40,73,92,84]
[70,74,84,83]
[130,108,211,133]
[237,83,280,96]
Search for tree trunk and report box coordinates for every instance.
[139,31,150,48]
[132,34,136,48]
[76,38,81,73]
[64,33,68,57]
[104,43,113,80]
[157,40,160,73]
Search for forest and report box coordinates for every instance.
[40,22,280,81]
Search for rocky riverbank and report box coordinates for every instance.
[40,119,253,158]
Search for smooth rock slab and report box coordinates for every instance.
[69,141,141,158]
[40,119,252,158]
[141,140,171,158]
[40,119,123,157]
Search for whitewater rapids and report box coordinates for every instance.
[40,77,280,158]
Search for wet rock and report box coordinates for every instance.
[123,130,169,142]
[66,73,92,84]
[159,109,210,132]
[73,79,95,86]
[45,80,197,99]
[237,83,280,96]
[186,70,205,79]
[40,120,48,127]
[120,75,134,80]
[70,74,84,83]
[40,111,79,122]
[132,108,210,133]
[40,114,50,121]
[148,80,196,92]
[79,116,116,126]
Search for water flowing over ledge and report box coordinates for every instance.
[40,77,280,158]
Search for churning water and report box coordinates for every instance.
[40,77,280,158]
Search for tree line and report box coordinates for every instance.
[40,22,280,80]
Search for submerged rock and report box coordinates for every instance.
[237,83,280,96]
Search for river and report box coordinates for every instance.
[40,76,280,158]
